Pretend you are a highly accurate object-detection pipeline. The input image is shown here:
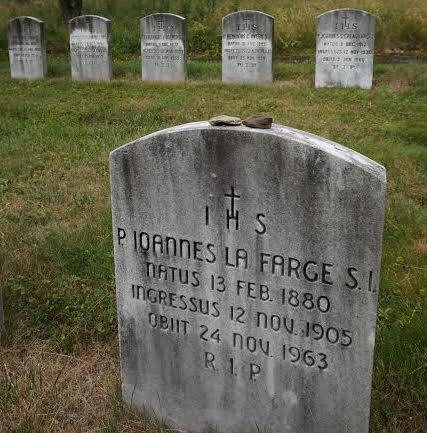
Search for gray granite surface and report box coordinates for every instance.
[141,13,186,82]
[8,16,46,79]
[222,11,273,83]
[110,121,386,433]
[70,15,112,81]
[315,9,375,89]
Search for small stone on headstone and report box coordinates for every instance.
[243,114,273,129]
[209,115,242,126]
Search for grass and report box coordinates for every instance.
[0,58,426,432]
[0,0,426,61]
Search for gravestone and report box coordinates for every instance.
[69,15,112,81]
[140,13,186,82]
[222,11,273,83]
[8,16,47,79]
[110,121,386,433]
[315,9,376,89]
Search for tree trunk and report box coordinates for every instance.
[59,0,83,24]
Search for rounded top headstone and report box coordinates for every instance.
[8,16,44,25]
[317,8,375,19]
[69,15,111,32]
[140,13,186,82]
[69,14,111,24]
[110,120,386,433]
[8,15,46,79]
[111,121,385,181]
[222,10,274,21]
[222,10,274,83]
[69,14,112,81]
[315,8,376,89]
[140,12,185,23]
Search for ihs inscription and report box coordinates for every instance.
[205,185,267,234]
[335,12,358,30]
[236,18,264,32]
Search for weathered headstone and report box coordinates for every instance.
[222,11,273,83]
[8,16,47,79]
[140,13,186,82]
[315,9,376,89]
[69,15,112,81]
[110,122,386,433]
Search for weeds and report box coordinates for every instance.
[0,0,426,61]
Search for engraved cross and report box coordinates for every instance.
[156,18,164,31]
[243,18,251,28]
[225,186,241,230]
[342,13,350,26]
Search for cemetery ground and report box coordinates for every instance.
[0,59,426,433]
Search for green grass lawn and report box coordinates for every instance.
[0,59,426,432]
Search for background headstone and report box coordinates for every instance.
[315,9,376,89]
[8,16,47,79]
[69,15,112,81]
[222,11,273,83]
[110,121,386,433]
[140,13,186,82]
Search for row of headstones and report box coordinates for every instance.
[8,9,376,89]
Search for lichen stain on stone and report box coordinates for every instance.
[119,151,135,218]
[122,317,138,376]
